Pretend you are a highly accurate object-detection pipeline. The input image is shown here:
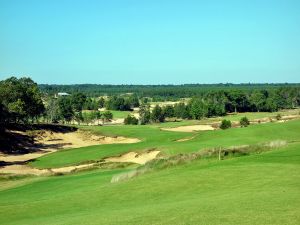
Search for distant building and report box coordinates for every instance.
[55,92,70,98]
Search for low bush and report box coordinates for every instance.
[240,116,250,127]
[124,115,138,125]
[220,119,231,129]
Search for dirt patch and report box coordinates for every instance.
[161,125,215,133]
[105,150,160,165]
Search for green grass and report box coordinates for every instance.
[108,110,131,119]
[31,119,300,169]
[1,142,299,225]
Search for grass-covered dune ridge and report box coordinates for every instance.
[31,119,300,169]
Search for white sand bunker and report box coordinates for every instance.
[162,125,215,133]
[105,150,160,165]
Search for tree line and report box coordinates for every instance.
[39,83,300,100]
[1,77,300,128]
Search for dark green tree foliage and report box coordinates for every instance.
[174,103,190,119]
[189,98,208,120]
[0,77,45,123]
[101,111,113,124]
[105,96,131,111]
[0,102,9,128]
[39,83,300,115]
[128,94,140,108]
[240,117,250,127]
[124,115,138,125]
[71,93,87,112]
[83,97,98,110]
[139,104,151,125]
[220,119,232,130]
[163,105,175,118]
[151,105,165,123]
[58,97,74,123]
[98,97,105,108]
[250,90,267,112]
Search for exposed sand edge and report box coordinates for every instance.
[0,130,140,163]
[0,150,160,175]
[161,125,215,133]
[0,163,96,175]
[105,150,160,165]
[176,136,195,142]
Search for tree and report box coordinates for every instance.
[220,119,231,130]
[189,98,208,120]
[98,97,105,108]
[0,101,9,126]
[74,111,84,125]
[0,77,45,123]
[58,97,74,123]
[151,105,165,123]
[124,115,138,125]
[101,111,113,124]
[250,90,266,112]
[46,98,60,123]
[128,94,140,108]
[240,116,250,127]
[139,104,151,125]
[163,105,175,118]
[71,92,87,112]
[174,102,189,119]
[105,96,131,111]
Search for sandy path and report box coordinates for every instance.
[161,125,215,132]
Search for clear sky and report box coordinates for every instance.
[0,0,300,84]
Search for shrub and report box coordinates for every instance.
[276,113,282,120]
[124,115,138,125]
[220,119,231,129]
[240,116,250,127]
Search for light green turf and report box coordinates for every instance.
[31,119,300,169]
[1,142,299,225]
[108,110,131,119]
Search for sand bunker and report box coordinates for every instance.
[0,130,140,163]
[162,125,215,133]
[0,150,159,176]
[0,163,96,176]
[105,150,160,165]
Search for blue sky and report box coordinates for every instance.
[0,0,300,84]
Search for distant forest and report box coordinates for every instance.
[2,78,300,129]
[39,83,300,100]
